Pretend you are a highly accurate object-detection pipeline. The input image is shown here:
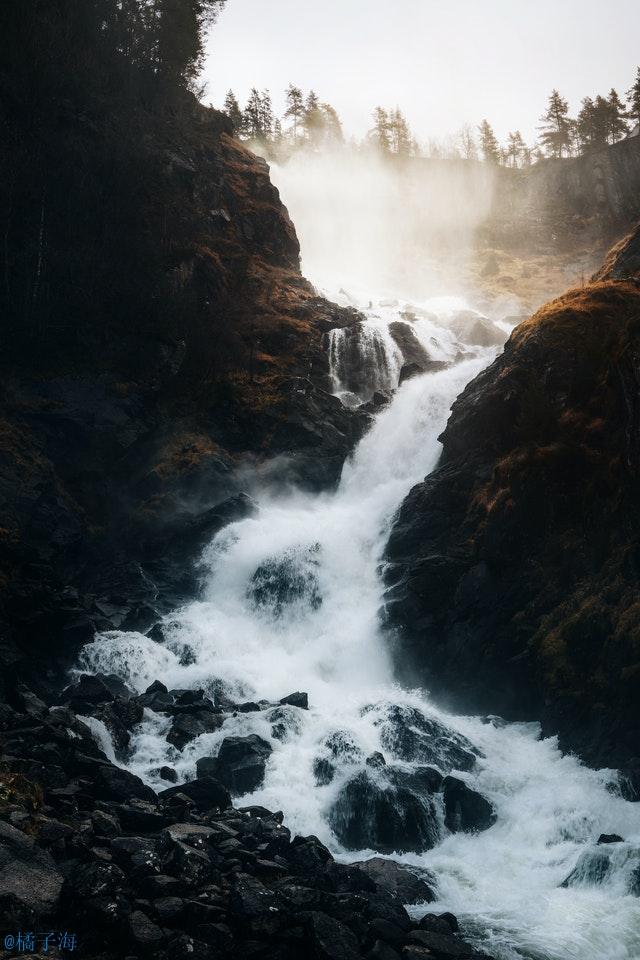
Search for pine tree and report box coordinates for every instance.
[284,84,305,140]
[626,67,640,128]
[371,107,391,153]
[538,89,573,158]
[389,108,411,156]
[258,88,274,141]
[607,88,628,143]
[243,87,263,140]
[223,89,243,135]
[506,130,525,167]
[303,90,323,143]
[478,120,500,164]
[155,0,226,90]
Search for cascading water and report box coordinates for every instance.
[74,171,640,959]
[77,300,640,959]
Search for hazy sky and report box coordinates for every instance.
[203,0,639,145]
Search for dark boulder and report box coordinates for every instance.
[95,764,157,803]
[159,776,231,811]
[0,822,63,923]
[351,857,436,904]
[166,709,224,750]
[365,704,478,773]
[199,734,273,796]
[249,546,323,617]
[280,691,309,709]
[561,850,612,888]
[597,833,624,844]
[442,777,496,833]
[308,910,361,960]
[407,928,474,957]
[328,768,441,854]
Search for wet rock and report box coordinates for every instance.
[408,928,476,957]
[95,764,157,803]
[129,909,164,946]
[64,673,133,705]
[351,858,436,904]
[280,691,309,709]
[152,765,178,783]
[166,710,224,750]
[249,546,323,616]
[268,704,303,741]
[366,704,478,772]
[597,833,624,844]
[442,777,496,833]
[308,909,361,960]
[329,769,442,854]
[314,757,336,786]
[448,310,505,347]
[418,912,459,934]
[561,850,612,887]
[369,941,402,960]
[367,917,406,945]
[159,776,231,811]
[203,735,273,796]
[0,821,63,922]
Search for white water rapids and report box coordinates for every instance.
[76,180,640,960]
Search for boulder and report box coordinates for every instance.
[159,776,231,811]
[200,735,273,796]
[166,710,224,750]
[308,910,361,960]
[0,822,63,922]
[365,704,478,772]
[442,777,496,833]
[95,763,157,803]
[351,857,435,904]
[328,769,441,854]
[280,691,309,709]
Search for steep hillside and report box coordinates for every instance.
[0,5,365,688]
[384,223,640,775]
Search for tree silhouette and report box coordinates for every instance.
[538,89,573,158]
[478,120,500,164]
[626,67,640,128]
[223,89,243,134]
[284,84,305,140]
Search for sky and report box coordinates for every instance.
[203,0,640,146]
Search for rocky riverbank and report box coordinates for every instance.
[0,673,496,960]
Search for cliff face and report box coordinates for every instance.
[0,100,366,687]
[384,224,640,771]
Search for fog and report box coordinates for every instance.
[267,149,497,301]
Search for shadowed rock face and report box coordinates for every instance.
[384,225,640,771]
[0,104,368,689]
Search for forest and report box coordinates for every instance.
[223,71,640,165]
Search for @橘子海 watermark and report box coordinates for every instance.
[3,932,77,953]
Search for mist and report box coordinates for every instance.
[267,149,497,301]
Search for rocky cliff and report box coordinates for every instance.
[0,96,366,689]
[384,223,640,776]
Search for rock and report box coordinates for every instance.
[206,735,273,796]
[64,673,132,704]
[597,833,624,844]
[129,909,164,946]
[448,310,505,347]
[351,858,436,904]
[418,913,459,934]
[314,757,336,785]
[367,917,407,945]
[95,764,157,803]
[153,765,178,782]
[328,769,442,854]
[442,777,496,833]
[561,850,611,887]
[369,942,402,960]
[279,691,309,709]
[159,776,231,811]
[308,910,362,960]
[0,821,63,922]
[366,704,478,772]
[166,710,224,750]
[249,549,323,618]
[408,929,475,956]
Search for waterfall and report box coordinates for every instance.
[77,293,640,960]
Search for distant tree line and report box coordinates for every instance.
[224,67,640,167]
